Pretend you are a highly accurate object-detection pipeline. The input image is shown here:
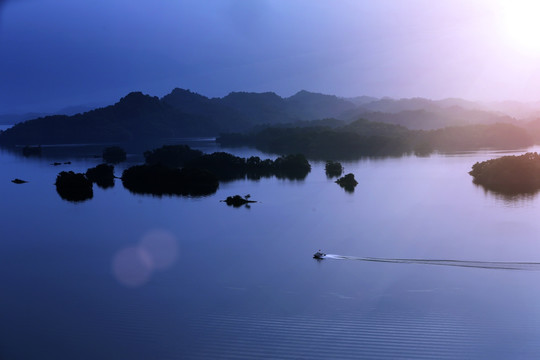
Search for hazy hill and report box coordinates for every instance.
[482,100,540,119]
[342,118,410,136]
[360,97,441,113]
[436,98,487,110]
[342,96,540,121]
[355,97,491,114]
[0,87,536,146]
[0,89,359,145]
[161,88,250,132]
[219,91,298,125]
[0,92,215,145]
[346,95,379,106]
[0,113,48,125]
[0,104,100,125]
[218,90,357,124]
[346,107,516,130]
[285,90,356,119]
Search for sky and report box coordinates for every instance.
[2,0,540,113]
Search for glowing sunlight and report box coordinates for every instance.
[499,0,540,56]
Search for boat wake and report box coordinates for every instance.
[323,254,540,271]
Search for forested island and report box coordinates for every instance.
[218,122,533,159]
[469,152,540,194]
[54,144,313,201]
[121,150,311,197]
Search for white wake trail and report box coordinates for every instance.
[323,254,540,271]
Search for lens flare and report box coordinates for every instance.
[112,247,153,287]
[112,229,179,287]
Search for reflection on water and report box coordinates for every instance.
[473,182,540,204]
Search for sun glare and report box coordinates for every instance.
[500,0,540,55]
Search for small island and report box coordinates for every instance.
[336,173,358,192]
[325,161,343,177]
[224,195,257,208]
[105,144,313,197]
[56,164,116,202]
[469,152,540,194]
[55,171,94,202]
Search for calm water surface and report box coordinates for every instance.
[2,142,540,359]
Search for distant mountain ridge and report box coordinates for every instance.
[0,87,537,146]
[0,104,103,125]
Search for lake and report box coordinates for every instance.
[2,142,540,359]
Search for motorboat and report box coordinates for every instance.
[313,251,326,259]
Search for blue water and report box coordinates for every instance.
[2,143,540,359]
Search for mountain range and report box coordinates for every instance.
[1,88,539,146]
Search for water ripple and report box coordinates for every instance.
[176,311,515,359]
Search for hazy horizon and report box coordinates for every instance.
[3,0,540,113]
[4,88,540,118]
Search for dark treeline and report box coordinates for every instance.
[469,152,540,194]
[120,145,312,197]
[187,152,311,181]
[144,145,204,168]
[140,145,312,182]
[218,127,412,160]
[425,123,533,151]
[218,121,533,159]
